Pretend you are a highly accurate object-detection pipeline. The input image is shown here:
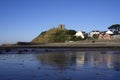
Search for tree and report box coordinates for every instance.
[93,34,99,39]
[40,31,46,35]
[66,30,76,35]
[108,24,120,32]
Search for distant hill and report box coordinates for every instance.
[32,25,77,43]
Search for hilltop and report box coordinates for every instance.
[32,24,80,43]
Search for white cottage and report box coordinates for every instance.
[89,30,100,37]
[75,31,85,39]
[106,30,113,34]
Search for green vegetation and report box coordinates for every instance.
[66,30,76,35]
[93,34,99,39]
[32,28,87,43]
[108,24,120,33]
[32,28,67,43]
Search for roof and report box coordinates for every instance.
[106,30,113,34]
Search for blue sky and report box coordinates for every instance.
[0,0,120,44]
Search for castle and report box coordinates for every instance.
[57,24,65,30]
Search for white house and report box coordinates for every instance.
[106,30,113,34]
[75,31,85,39]
[89,30,100,37]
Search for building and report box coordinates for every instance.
[98,30,113,40]
[75,31,85,39]
[58,24,65,30]
[89,30,100,37]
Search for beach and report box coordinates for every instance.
[0,42,119,52]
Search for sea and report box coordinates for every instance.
[0,48,120,80]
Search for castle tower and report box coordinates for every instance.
[58,24,65,30]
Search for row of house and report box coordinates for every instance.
[75,30,120,40]
[56,24,120,40]
[89,30,114,40]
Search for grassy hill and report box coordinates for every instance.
[32,28,76,43]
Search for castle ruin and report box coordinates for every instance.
[58,24,65,30]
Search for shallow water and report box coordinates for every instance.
[0,49,120,80]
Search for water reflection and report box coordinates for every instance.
[36,52,75,70]
[0,50,120,80]
[35,51,120,71]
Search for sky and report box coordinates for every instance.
[0,0,120,44]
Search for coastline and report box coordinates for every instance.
[1,42,120,48]
[0,42,120,53]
